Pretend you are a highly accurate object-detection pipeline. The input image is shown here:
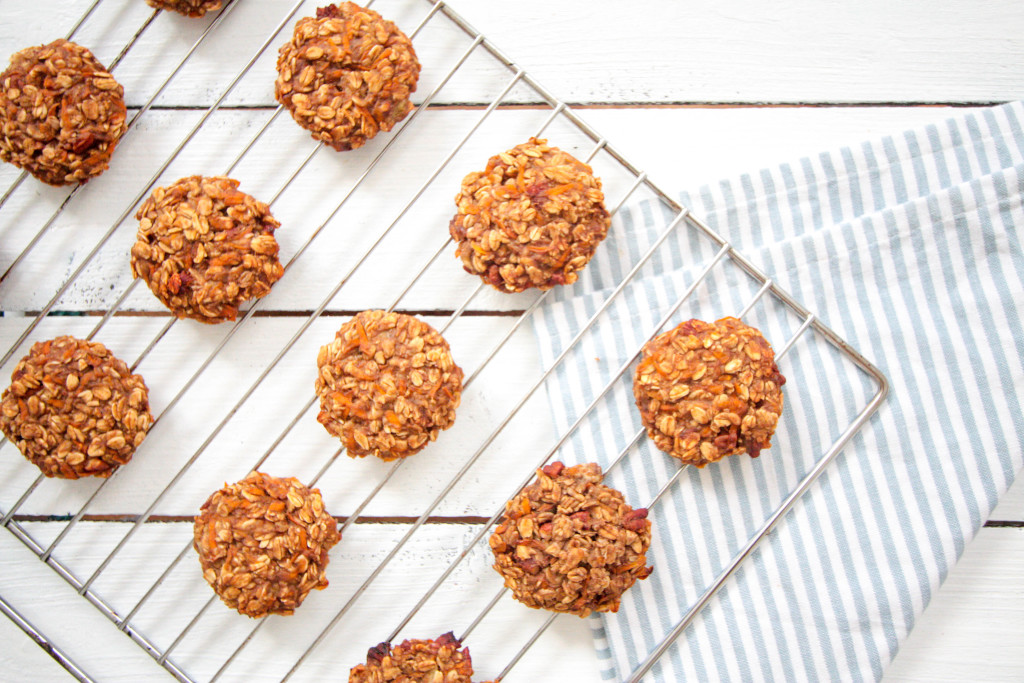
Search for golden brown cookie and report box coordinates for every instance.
[348,632,477,683]
[193,471,341,617]
[633,316,786,467]
[131,175,285,324]
[449,137,611,293]
[0,39,127,185]
[145,0,223,17]
[0,336,152,479]
[489,462,653,617]
[275,2,420,151]
[315,310,463,460]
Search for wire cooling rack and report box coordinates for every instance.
[0,1,887,681]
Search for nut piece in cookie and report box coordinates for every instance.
[0,336,153,479]
[348,632,478,683]
[275,2,421,151]
[315,310,463,461]
[450,137,611,293]
[633,316,786,467]
[489,462,653,617]
[0,39,127,185]
[131,175,285,324]
[145,0,223,17]
[193,471,341,617]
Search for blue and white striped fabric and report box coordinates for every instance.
[529,101,1024,681]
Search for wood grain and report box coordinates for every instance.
[6,1,1024,106]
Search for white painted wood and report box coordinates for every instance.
[0,107,979,313]
[0,521,604,682]
[884,525,1024,682]
[0,1,1021,681]
[5,1,1024,106]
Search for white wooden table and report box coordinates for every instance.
[1,1,1023,681]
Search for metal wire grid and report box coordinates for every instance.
[0,1,888,681]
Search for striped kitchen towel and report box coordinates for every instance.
[530,101,1024,681]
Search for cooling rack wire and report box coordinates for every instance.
[0,1,887,681]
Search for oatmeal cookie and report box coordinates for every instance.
[349,632,478,683]
[146,0,223,17]
[275,3,421,151]
[633,316,786,467]
[0,39,127,186]
[489,462,653,617]
[0,336,152,479]
[131,175,285,324]
[449,137,610,293]
[193,471,341,618]
[315,310,463,461]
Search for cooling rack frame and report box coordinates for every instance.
[0,1,887,680]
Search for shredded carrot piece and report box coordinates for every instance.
[385,410,402,427]
[350,367,377,381]
[546,183,578,196]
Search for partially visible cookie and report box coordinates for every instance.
[449,137,611,293]
[348,632,477,683]
[633,316,786,467]
[0,336,152,479]
[275,2,421,151]
[131,175,284,324]
[489,462,653,617]
[145,0,223,16]
[193,471,341,618]
[0,39,127,185]
[315,310,463,461]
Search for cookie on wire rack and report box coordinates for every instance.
[0,336,153,479]
[348,632,483,683]
[275,2,421,151]
[130,175,285,324]
[145,0,223,16]
[633,316,786,467]
[489,462,653,618]
[449,137,611,293]
[315,310,463,461]
[0,39,127,186]
[193,471,341,618]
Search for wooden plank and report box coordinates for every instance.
[884,525,1024,682]
[0,520,603,682]
[4,1,1024,106]
[0,315,556,520]
[0,107,977,313]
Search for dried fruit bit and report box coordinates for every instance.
[633,316,786,467]
[348,632,481,683]
[0,336,153,479]
[449,137,611,293]
[0,39,127,185]
[145,0,223,17]
[490,462,653,617]
[193,471,341,618]
[275,2,421,151]
[131,175,285,324]
[315,310,464,461]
